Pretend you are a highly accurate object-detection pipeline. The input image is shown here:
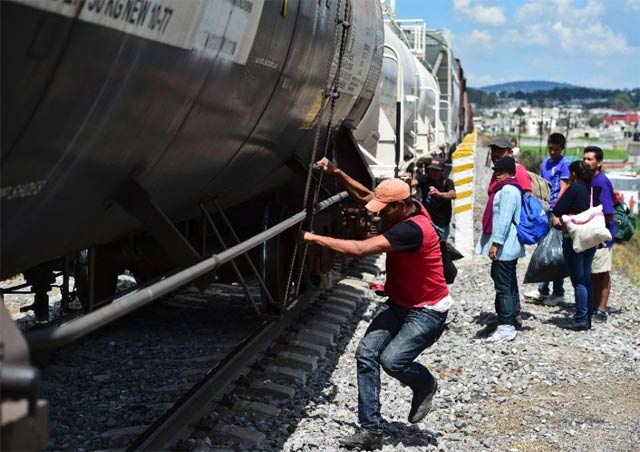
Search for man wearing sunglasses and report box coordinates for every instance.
[303,157,452,450]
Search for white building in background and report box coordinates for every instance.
[609,174,640,214]
[476,103,593,138]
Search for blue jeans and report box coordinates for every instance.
[537,279,565,296]
[433,224,450,241]
[562,238,596,324]
[491,259,520,325]
[355,301,447,434]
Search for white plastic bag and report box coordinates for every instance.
[562,203,611,253]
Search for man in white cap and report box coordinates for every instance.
[303,157,452,449]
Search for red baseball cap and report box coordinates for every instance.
[365,178,411,213]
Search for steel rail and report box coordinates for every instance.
[26,192,347,353]
[126,290,319,451]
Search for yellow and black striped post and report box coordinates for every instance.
[452,130,477,258]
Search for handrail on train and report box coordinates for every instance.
[26,191,349,353]
[383,43,404,178]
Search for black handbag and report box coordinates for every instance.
[434,225,463,284]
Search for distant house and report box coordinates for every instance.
[604,112,639,127]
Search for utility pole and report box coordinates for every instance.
[566,111,572,140]
[518,117,522,145]
[538,100,544,157]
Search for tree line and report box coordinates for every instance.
[468,87,640,111]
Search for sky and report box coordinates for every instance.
[392,0,640,89]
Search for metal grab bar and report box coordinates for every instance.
[314,191,349,213]
[26,192,348,352]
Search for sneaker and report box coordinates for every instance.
[408,378,438,423]
[544,295,564,306]
[593,310,608,322]
[340,431,383,450]
[524,290,546,301]
[486,324,517,342]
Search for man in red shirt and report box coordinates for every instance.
[487,137,532,194]
[303,157,452,450]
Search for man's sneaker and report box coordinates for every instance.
[486,324,517,342]
[408,378,438,423]
[524,290,546,302]
[544,295,564,306]
[340,430,383,450]
[593,310,608,322]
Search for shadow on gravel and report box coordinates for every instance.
[382,421,439,448]
[543,315,575,329]
[553,301,577,314]
[472,310,536,338]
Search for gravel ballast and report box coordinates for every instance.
[280,143,640,451]
[280,257,640,451]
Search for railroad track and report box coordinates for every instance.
[28,256,383,451]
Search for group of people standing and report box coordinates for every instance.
[527,134,616,329]
[481,133,616,341]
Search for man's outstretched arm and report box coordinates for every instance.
[315,157,374,206]
[303,232,393,257]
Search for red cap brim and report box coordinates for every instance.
[365,198,388,213]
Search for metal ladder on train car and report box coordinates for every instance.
[281,0,354,307]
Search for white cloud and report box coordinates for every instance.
[454,0,506,26]
[469,29,494,49]
[550,21,575,52]
[514,2,540,22]
[626,0,640,11]
[473,5,506,26]
[440,28,456,47]
[546,20,633,56]
[468,73,500,87]
[502,24,550,46]
[510,1,635,56]
[515,0,604,23]
[579,22,634,55]
[453,0,471,9]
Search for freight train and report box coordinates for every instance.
[1,1,472,448]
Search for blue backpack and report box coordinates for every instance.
[516,193,550,244]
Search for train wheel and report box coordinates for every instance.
[73,248,120,311]
[259,201,296,312]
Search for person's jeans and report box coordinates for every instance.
[562,238,596,324]
[491,259,520,326]
[355,301,447,434]
[433,224,450,241]
[537,279,565,297]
